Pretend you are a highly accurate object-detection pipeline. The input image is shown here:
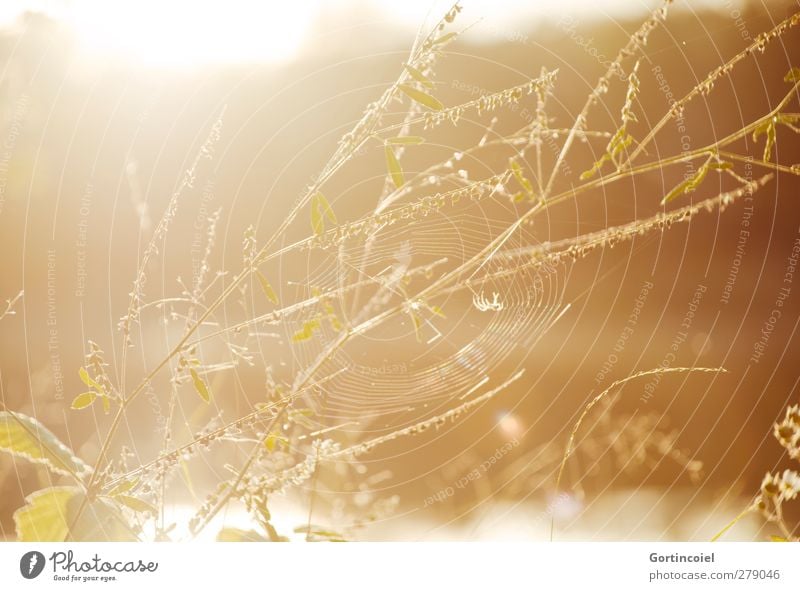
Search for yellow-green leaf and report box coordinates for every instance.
[265,434,276,453]
[784,67,800,83]
[264,432,289,453]
[661,160,715,205]
[609,133,634,160]
[661,177,694,205]
[114,494,156,515]
[753,119,777,162]
[14,486,136,542]
[14,486,76,542]
[291,318,321,343]
[430,305,446,318]
[180,458,195,499]
[398,84,444,111]
[328,314,342,332]
[752,121,769,142]
[108,478,139,497]
[0,411,91,478]
[387,136,425,145]
[310,195,324,236]
[385,145,405,189]
[403,64,433,89]
[71,391,96,410]
[310,192,335,236]
[217,527,268,542]
[79,367,101,391]
[316,191,337,224]
[288,408,316,429]
[293,525,347,541]
[764,122,776,162]
[430,32,457,46]
[291,328,311,342]
[510,159,533,194]
[410,311,422,342]
[708,161,733,171]
[257,272,279,305]
[189,368,211,404]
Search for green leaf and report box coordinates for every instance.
[661,158,726,205]
[291,329,310,343]
[253,504,288,541]
[78,367,101,391]
[14,487,76,542]
[661,174,699,205]
[316,191,337,224]
[580,127,635,181]
[291,318,321,343]
[288,408,316,429]
[410,311,422,342]
[387,136,425,145]
[328,314,342,332]
[385,145,405,189]
[70,391,96,410]
[430,32,457,46]
[114,494,156,515]
[764,122,776,162]
[310,192,335,236]
[398,84,444,111]
[216,527,268,542]
[293,525,347,541]
[430,305,446,318]
[257,272,279,305]
[310,195,323,236]
[752,121,769,141]
[189,368,211,404]
[753,120,777,162]
[580,153,611,180]
[784,67,800,83]
[708,161,733,171]
[608,130,633,161]
[0,411,92,478]
[108,478,139,497]
[403,64,433,89]
[770,535,789,542]
[14,487,136,541]
[264,432,289,452]
[663,157,730,205]
[510,160,533,194]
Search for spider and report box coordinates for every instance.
[472,290,503,312]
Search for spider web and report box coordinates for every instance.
[263,185,572,432]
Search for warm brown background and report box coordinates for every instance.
[1,1,799,540]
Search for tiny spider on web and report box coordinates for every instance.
[472,291,504,312]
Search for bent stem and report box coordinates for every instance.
[710,507,753,542]
[550,366,727,541]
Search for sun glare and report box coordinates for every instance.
[0,0,730,68]
[60,0,315,67]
